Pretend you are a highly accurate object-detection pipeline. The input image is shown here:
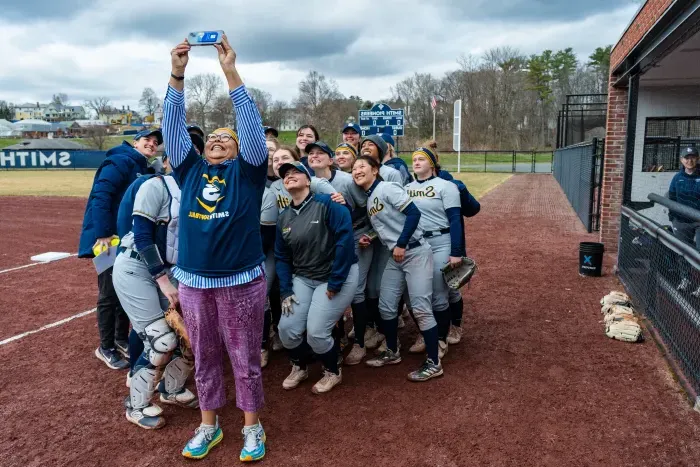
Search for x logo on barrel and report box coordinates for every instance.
[583,255,593,265]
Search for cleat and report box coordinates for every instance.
[344,344,366,366]
[407,358,444,382]
[271,332,284,352]
[438,340,448,359]
[378,339,400,354]
[282,365,308,390]
[261,349,269,369]
[312,369,342,394]
[160,388,199,409]
[348,326,355,339]
[95,347,129,370]
[366,349,402,367]
[447,325,462,345]
[182,423,223,459]
[240,422,266,462]
[409,335,425,354]
[365,328,385,349]
[115,340,129,359]
[124,397,165,430]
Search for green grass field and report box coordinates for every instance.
[0,170,512,199]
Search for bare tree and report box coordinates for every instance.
[85,97,111,120]
[139,87,160,120]
[52,93,68,106]
[187,73,223,132]
[209,93,235,130]
[295,71,343,128]
[85,125,111,150]
[247,88,272,124]
[267,100,286,129]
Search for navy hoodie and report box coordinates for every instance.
[78,142,149,257]
[668,168,700,223]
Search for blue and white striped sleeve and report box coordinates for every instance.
[163,85,193,168]
[230,85,267,167]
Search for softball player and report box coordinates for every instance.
[260,184,278,368]
[335,143,358,173]
[265,137,280,187]
[275,161,359,393]
[269,145,344,213]
[405,147,463,359]
[113,158,198,429]
[296,124,319,174]
[352,156,443,382]
[306,141,375,364]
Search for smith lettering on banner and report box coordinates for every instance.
[0,150,108,169]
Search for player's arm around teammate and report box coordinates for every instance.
[164,35,269,461]
[352,156,443,382]
[113,157,198,429]
[405,147,463,360]
[274,161,359,394]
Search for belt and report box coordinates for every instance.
[406,240,423,250]
[423,228,450,238]
[353,220,369,230]
[125,249,142,261]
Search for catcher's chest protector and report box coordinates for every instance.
[163,176,181,266]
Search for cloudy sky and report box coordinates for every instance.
[1,0,640,112]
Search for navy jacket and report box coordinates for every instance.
[275,193,357,299]
[78,142,150,258]
[384,157,413,185]
[668,168,700,223]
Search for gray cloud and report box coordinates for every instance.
[3,0,93,20]
[437,0,635,21]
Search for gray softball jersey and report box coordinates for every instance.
[366,181,423,251]
[269,177,337,214]
[405,177,461,233]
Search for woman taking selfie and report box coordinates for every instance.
[164,35,268,461]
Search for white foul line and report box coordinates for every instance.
[0,308,96,346]
[0,253,78,275]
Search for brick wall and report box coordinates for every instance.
[611,0,674,70]
[599,81,628,252]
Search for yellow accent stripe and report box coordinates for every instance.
[412,150,435,167]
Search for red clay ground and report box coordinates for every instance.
[1,174,699,466]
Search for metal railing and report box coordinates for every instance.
[397,150,553,174]
[552,138,604,232]
[617,197,700,407]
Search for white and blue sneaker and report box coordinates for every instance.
[182,419,223,460]
[240,422,266,462]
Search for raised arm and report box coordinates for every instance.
[164,40,194,168]
[216,35,267,167]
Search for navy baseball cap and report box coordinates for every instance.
[305,141,334,158]
[682,146,699,158]
[264,126,279,138]
[186,125,204,138]
[342,123,361,134]
[279,161,312,181]
[380,133,395,147]
[134,128,163,145]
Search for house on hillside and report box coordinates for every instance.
[13,119,53,138]
[13,103,86,122]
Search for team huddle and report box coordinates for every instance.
[78,35,480,462]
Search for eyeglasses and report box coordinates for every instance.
[207,133,234,143]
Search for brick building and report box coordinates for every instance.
[601,0,700,252]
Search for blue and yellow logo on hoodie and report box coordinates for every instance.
[189,174,230,220]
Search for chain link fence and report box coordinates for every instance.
[397,150,553,174]
[552,138,604,232]
[618,201,700,405]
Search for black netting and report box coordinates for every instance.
[552,139,604,232]
[643,117,700,172]
[618,211,700,397]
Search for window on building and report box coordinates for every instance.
[642,117,700,172]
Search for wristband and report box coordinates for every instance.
[153,270,168,281]
[170,73,185,81]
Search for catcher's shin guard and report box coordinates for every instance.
[127,363,166,429]
[158,355,198,408]
[142,317,178,366]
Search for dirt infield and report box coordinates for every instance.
[1,175,699,466]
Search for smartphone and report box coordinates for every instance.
[187,30,224,46]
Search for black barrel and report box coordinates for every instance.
[579,242,604,277]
